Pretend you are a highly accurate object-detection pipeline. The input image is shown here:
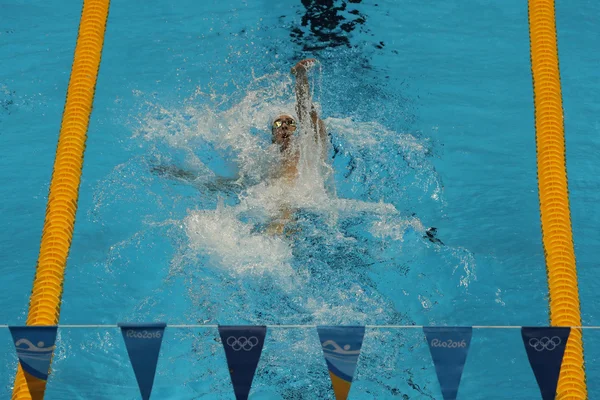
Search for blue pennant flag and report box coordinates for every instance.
[317,326,365,400]
[423,327,472,400]
[9,325,58,400]
[218,325,267,400]
[118,322,166,400]
[521,327,570,400]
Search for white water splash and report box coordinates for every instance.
[326,116,425,153]
[184,201,294,279]
[369,214,426,242]
[132,70,463,309]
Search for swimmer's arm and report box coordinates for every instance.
[151,164,197,181]
[292,59,327,155]
[151,164,244,192]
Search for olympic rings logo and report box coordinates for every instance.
[528,336,561,352]
[226,336,259,351]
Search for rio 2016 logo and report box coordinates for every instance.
[430,338,467,348]
[126,330,162,339]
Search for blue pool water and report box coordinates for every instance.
[1,0,599,398]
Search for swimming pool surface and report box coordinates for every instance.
[1,0,599,398]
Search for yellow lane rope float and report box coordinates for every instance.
[528,0,587,398]
[12,0,110,398]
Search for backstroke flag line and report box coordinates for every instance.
[119,322,166,400]
[9,326,58,400]
[218,325,267,400]
[521,327,570,400]
[3,324,579,399]
[317,325,365,400]
[423,326,472,400]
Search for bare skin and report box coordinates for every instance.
[271,113,300,182]
[267,59,327,235]
[271,59,327,178]
[291,58,327,156]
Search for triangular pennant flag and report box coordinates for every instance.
[521,327,570,400]
[9,325,58,400]
[423,327,472,400]
[118,322,166,400]
[218,325,267,400]
[317,326,365,400]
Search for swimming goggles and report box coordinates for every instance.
[272,118,296,129]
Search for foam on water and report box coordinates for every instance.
[135,71,411,259]
[128,68,474,336]
[184,201,294,278]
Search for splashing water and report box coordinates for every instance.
[128,67,478,315]
[104,69,477,397]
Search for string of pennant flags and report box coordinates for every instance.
[6,324,585,400]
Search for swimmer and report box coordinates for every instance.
[151,59,329,235]
[266,58,329,235]
[271,58,327,181]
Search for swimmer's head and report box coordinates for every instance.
[271,114,296,148]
